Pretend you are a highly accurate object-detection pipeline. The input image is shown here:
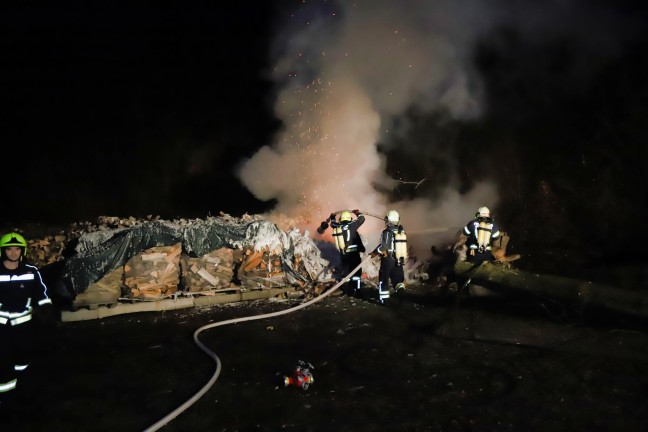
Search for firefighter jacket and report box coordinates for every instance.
[0,261,52,326]
[374,224,407,264]
[463,217,500,253]
[330,214,366,254]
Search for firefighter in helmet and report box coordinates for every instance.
[372,210,407,304]
[328,210,366,296]
[455,206,501,264]
[0,232,52,405]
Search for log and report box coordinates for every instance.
[453,260,648,319]
[197,268,219,286]
[243,250,264,272]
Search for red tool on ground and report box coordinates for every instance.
[283,361,315,390]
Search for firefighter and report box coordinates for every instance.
[0,232,52,405]
[372,210,407,304]
[328,210,366,296]
[455,206,501,264]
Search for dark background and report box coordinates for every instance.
[2,1,648,266]
[2,1,282,224]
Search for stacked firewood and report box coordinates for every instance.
[16,215,163,268]
[121,245,294,298]
[180,247,240,292]
[14,214,332,304]
[237,247,287,290]
[124,243,182,299]
[26,234,68,267]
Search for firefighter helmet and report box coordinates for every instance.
[386,210,400,225]
[0,232,27,248]
[477,206,490,217]
[339,210,353,222]
[0,232,27,257]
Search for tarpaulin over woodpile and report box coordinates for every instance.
[59,216,330,297]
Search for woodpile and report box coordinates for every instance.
[81,243,305,303]
[181,247,239,292]
[237,247,287,290]
[14,214,334,309]
[26,234,68,267]
[125,243,182,299]
[20,215,163,267]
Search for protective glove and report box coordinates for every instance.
[352,209,360,216]
[329,213,336,221]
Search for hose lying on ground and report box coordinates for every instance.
[143,253,376,432]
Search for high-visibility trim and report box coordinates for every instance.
[378,281,390,301]
[0,379,17,393]
[39,298,53,306]
[14,364,29,371]
[27,263,51,300]
[0,312,33,324]
[0,273,36,282]
[0,309,32,319]
[351,276,361,291]
[11,314,32,325]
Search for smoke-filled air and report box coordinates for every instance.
[237,0,509,256]
[239,0,628,254]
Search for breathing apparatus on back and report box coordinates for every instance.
[384,210,408,264]
[474,206,495,253]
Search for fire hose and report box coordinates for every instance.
[143,251,377,432]
[316,209,385,235]
[317,210,451,236]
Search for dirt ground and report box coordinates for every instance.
[2,280,648,432]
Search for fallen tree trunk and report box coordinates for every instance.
[454,260,648,319]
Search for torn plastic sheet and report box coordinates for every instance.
[59,217,330,297]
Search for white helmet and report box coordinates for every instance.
[386,210,400,225]
[477,206,490,217]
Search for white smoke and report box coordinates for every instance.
[237,0,507,255]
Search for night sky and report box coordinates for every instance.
[3,1,281,225]
[3,1,648,263]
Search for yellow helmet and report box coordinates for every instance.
[339,211,353,222]
[0,232,27,259]
[0,232,27,248]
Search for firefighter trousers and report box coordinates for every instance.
[0,320,34,395]
[377,256,404,302]
[340,251,362,294]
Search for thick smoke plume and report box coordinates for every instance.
[236,0,505,254]
[237,0,507,255]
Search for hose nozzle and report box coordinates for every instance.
[316,221,329,234]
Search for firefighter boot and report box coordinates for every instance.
[394,282,405,295]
